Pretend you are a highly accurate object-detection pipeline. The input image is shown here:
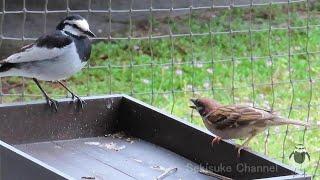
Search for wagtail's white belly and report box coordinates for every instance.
[0,43,86,81]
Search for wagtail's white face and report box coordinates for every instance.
[57,15,96,38]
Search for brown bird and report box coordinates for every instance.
[190,97,310,156]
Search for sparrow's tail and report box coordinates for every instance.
[272,117,310,127]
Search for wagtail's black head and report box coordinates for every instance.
[56,15,96,38]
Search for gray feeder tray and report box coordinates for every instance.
[0,95,311,180]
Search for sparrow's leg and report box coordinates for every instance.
[33,78,58,111]
[211,136,222,146]
[58,81,85,109]
[236,132,257,158]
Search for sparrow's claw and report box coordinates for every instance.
[46,97,58,112]
[237,146,243,158]
[235,145,251,158]
[211,136,222,146]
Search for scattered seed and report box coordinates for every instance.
[156,167,178,180]
[199,167,232,180]
[132,158,143,163]
[151,165,166,171]
[126,137,135,144]
[100,142,126,151]
[84,142,101,146]
[81,176,95,179]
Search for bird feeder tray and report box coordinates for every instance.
[0,95,310,180]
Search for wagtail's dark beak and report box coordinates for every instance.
[85,30,96,37]
[189,99,197,109]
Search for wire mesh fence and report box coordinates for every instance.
[0,0,319,178]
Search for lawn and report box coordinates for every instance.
[1,2,320,177]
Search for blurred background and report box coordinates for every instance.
[0,0,319,177]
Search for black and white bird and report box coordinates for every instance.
[0,15,95,111]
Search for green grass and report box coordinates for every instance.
[2,4,320,177]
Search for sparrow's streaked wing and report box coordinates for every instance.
[2,32,72,63]
[208,105,274,130]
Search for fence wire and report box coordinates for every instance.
[0,0,319,178]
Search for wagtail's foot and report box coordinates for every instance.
[71,94,86,109]
[46,97,58,112]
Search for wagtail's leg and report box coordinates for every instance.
[33,78,58,111]
[58,80,85,109]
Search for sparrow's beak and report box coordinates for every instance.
[85,29,96,37]
[189,99,197,109]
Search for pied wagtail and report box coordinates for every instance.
[0,15,95,111]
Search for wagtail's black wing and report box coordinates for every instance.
[1,31,73,64]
